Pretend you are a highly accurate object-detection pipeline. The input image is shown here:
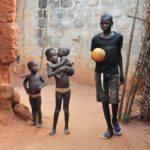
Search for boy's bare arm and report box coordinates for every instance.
[64,65,74,76]
[40,75,46,88]
[23,76,29,94]
[48,66,65,78]
[118,51,124,85]
[51,57,66,68]
[66,61,74,67]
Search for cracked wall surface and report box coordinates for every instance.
[0,0,19,126]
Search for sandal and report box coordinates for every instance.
[29,122,37,126]
[112,121,122,136]
[101,130,113,139]
[113,125,122,135]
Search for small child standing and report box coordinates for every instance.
[45,48,74,135]
[23,60,46,128]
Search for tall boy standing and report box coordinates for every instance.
[91,14,124,139]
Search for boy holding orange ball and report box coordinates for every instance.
[91,14,124,139]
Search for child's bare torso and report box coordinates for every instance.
[28,73,42,94]
[54,70,70,88]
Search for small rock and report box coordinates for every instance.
[13,104,32,121]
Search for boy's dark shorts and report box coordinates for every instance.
[95,72,120,104]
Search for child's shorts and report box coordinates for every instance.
[95,72,120,104]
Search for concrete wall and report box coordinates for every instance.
[16,0,145,85]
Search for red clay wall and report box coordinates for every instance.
[0,0,19,126]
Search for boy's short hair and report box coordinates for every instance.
[101,13,113,24]
[27,60,36,70]
[45,48,56,56]
[65,48,70,56]
[59,47,70,56]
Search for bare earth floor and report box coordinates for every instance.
[0,82,150,150]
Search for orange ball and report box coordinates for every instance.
[92,48,106,62]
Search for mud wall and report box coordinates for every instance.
[16,0,144,85]
[0,0,19,126]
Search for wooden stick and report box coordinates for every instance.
[127,15,145,21]
[138,108,142,121]
[118,0,139,120]
[20,0,26,74]
[144,104,149,121]
[39,4,50,73]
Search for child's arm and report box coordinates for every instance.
[66,61,74,67]
[48,66,66,78]
[118,53,124,85]
[90,37,97,61]
[51,57,67,69]
[40,75,46,89]
[23,76,29,94]
[63,65,74,76]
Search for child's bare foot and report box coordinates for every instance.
[49,129,56,136]
[29,122,36,126]
[64,128,70,135]
[37,123,42,128]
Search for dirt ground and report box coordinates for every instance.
[0,81,150,150]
